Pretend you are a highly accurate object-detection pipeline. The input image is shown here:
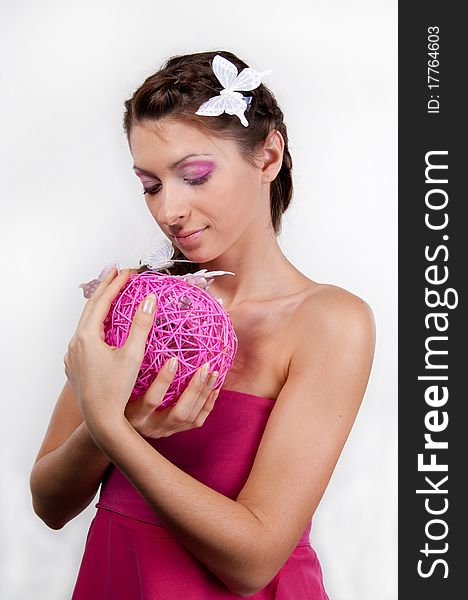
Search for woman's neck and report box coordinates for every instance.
[200,230,306,311]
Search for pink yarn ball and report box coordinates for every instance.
[103,271,238,410]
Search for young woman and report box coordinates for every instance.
[30,50,375,599]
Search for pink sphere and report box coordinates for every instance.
[103,271,238,410]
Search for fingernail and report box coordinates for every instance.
[168,357,178,373]
[199,362,210,382]
[142,293,156,314]
[207,371,219,388]
[98,260,120,281]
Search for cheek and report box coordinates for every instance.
[220,175,254,207]
[212,175,242,208]
[208,189,237,224]
[221,165,258,206]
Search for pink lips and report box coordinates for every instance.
[174,228,203,238]
[172,227,207,247]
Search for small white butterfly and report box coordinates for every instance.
[143,239,236,307]
[142,240,237,291]
[77,240,236,301]
[195,55,272,127]
[142,238,194,272]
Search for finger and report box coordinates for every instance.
[171,363,215,422]
[87,265,120,302]
[122,292,158,359]
[80,269,132,333]
[141,357,178,412]
[76,267,120,328]
[186,370,219,421]
[97,261,120,282]
[194,389,220,426]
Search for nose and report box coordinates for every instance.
[155,183,191,227]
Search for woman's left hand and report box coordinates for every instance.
[63,267,157,435]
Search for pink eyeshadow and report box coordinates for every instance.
[183,160,215,169]
[182,160,215,177]
[134,160,216,182]
[134,170,155,184]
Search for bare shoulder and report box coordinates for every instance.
[291,281,375,349]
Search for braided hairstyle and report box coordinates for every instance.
[123,50,293,275]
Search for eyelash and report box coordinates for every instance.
[142,174,211,196]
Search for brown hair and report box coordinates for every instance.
[123,50,293,275]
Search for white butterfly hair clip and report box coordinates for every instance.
[195,54,272,127]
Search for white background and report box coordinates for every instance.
[0,0,397,598]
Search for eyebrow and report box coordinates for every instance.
[133,153,213,176]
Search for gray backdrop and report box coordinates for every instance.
[0,0,397,598]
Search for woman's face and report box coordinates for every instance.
[129,119,268,264]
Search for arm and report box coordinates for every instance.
[235,288,376,589]
[85,286,376,596]
[29,379,112,530]
[32,267,219,531]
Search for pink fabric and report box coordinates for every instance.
[71,389,329,599]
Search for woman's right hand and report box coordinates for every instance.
[124,358,220,439]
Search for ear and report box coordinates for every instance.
[260,129,285,184]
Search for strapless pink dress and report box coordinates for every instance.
[71,389,329,599]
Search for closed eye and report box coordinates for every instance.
[142,174,211,196]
